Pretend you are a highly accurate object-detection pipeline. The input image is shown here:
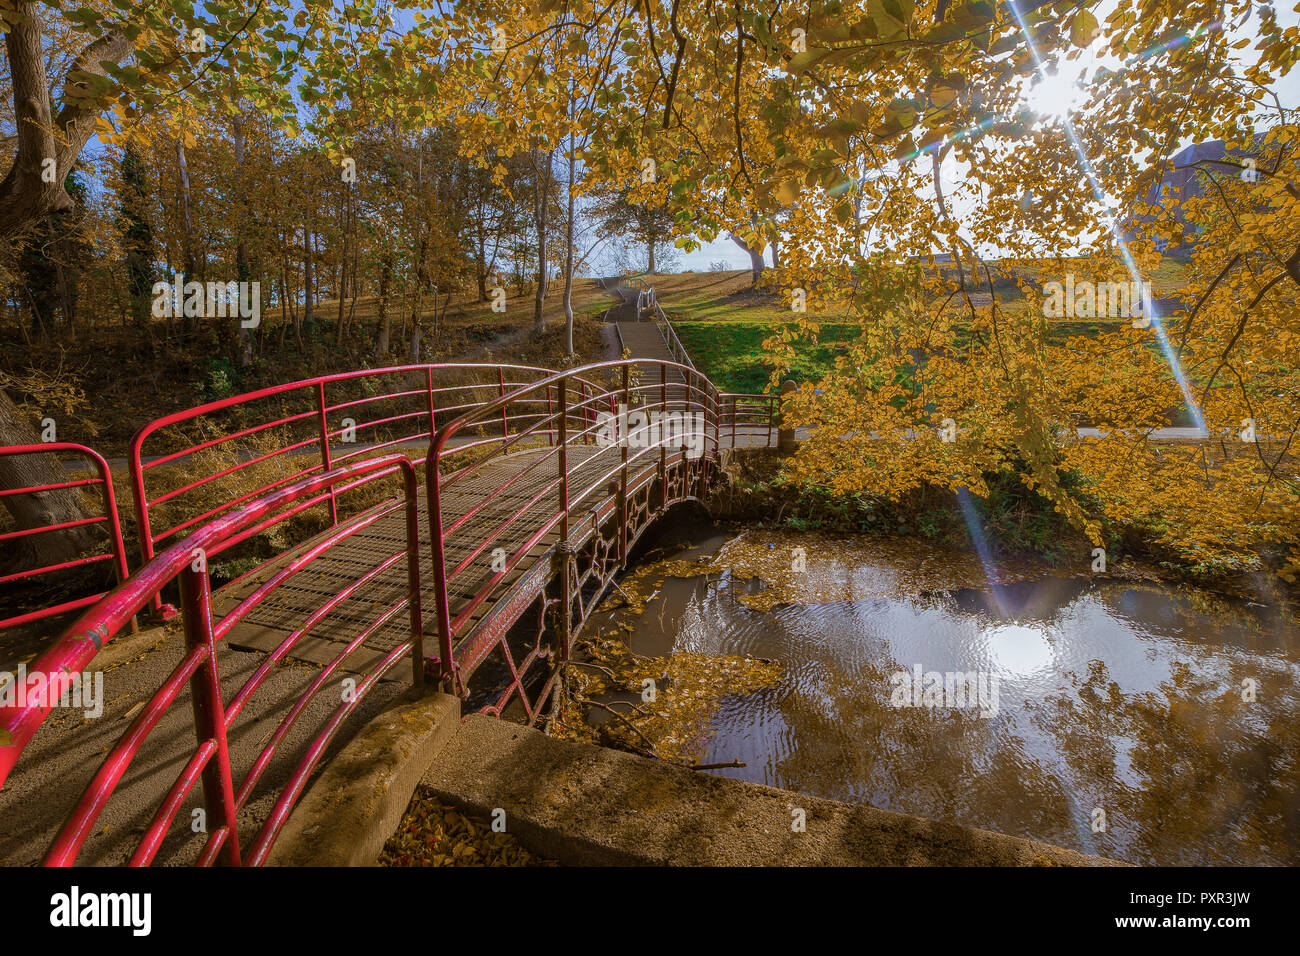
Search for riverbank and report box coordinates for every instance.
[710,449,1299,607]
[562,519,1300,865]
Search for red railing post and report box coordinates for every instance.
[556,378,571,660]
[497,367,508,450]
[401,464,425,687]
[546,383,555,446]
[583,382,592,444]
[426,460,455,691]
[179,562,242,866]
[426,366,437,441]
[316,381,337,525]
[711,382,719,457]
[702,375,715,497]
[659,364,668,510]
[93,447,137,634]
[618,364,630,563]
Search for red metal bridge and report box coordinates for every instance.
[0,333,778,865]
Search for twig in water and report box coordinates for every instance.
[563,659,618,678]
[578,697,662,754]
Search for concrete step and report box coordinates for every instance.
[418,713,1126,866]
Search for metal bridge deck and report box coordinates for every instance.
[214,442,670,675]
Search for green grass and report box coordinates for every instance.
[671,319,858,394]
[653,259,1191,394]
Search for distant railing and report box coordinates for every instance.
[0,443,131,632]
[0,454,423,866]
[719,393,779,449]
[648,293,699,372]
[631,281,778,449]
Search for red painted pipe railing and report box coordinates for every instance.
[0,443,131,632]
[0,454,423,866]
[623,282,778,448]
[127,362,559,618]
[719,393,779,449]
[425,357,721,718]
[0,352,779,864]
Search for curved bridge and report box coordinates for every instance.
[0,346,777,866]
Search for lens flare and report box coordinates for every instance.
[1008,1,1208,434]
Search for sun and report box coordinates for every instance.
[1025,63,1091,122]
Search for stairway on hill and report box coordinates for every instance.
[607,287,689,395]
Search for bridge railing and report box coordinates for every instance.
[629,281,778,447]
[425,358,719,718]
[643,287,699,373]
[718,393,779,449]
[0,443,132,632]
[128,362,557,617]
[0,454,424,866]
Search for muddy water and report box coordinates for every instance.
[596,529,1300,865]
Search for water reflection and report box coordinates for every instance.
[611,550,1300,865]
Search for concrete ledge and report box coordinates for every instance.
[421,714,1125,866]
[96,623,174,671]
[268,690,461,866]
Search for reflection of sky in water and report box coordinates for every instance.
[654,571,1300,865]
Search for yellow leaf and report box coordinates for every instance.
[1069,10,1099,48]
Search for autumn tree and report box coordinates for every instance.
[590,187,676,275]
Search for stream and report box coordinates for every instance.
[590,526,1300,865]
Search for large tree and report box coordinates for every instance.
[0,4,130,239]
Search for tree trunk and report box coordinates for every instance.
[0,5,131,240]
[302,205,314,343]
[346,233,360,333]
[175,135,197,334]
[729,233,765,286]
[335,182,351,344]
[563,137,577,357]
[409,232,426,360]
[0,390,97,573]
[121,143,155,335]
[376,254,393,356]
[232,114,253,366]
[532,148,553,336]
[475,216,491,301]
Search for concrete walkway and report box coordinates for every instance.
[0,623,409,865]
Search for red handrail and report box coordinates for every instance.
[127,362,559,618]
[0,443,131,631]
[0,454,423,866]
[424,357,721,716]
[718,392,779,449]
[1,354,778,864]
